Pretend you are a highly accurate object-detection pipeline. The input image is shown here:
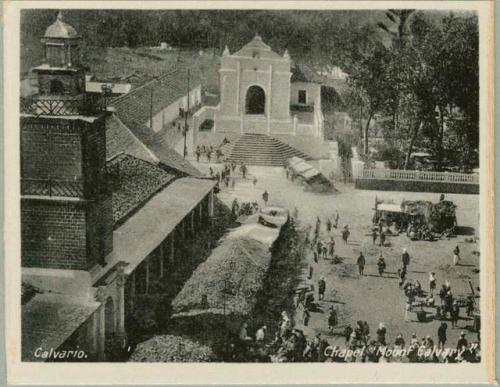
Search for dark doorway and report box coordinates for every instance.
[298,90,307,104]
[245,86,266,114]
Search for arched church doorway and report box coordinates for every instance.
[245,86,266,115]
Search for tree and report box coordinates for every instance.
[347,41,393,155]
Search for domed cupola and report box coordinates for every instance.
[41,11,81,68]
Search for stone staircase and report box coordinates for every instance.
[226,133,312,166]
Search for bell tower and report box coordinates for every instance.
[21,11,113,271]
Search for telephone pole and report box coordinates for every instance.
[183,69,190,158]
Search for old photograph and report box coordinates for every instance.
[4,0,495,384]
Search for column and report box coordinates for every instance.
[159,243,165,278]
[267,64,272,134]
[145,257,150,294]
[209,190,214,217]
[236,61,240,115]
[90,311,98,359]
[94,287,107,361]
[130,272,135,312]
[115,267,127,348]
[199,202,203,225]
[191,210,195,233]
[170,232,175,264]
[96,306,105,361]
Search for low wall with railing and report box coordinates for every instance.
[355,168,479,194]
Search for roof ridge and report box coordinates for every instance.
[111,68,183,106]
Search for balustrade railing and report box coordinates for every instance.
[20,95,106,116]
[361,169,478,184]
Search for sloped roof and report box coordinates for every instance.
[109,68,203,177]
[44,12,79,39]
[122,119,203,177]
[291,63,324,84]
[106,114,159,165]
[110,68,200,127]
[22,294,100,362]
[107,153,176,226]
[112,177,217,275]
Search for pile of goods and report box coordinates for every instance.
[171,238,272,316]
[129,335,215,362]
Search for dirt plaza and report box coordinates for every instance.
[195,162,481,355]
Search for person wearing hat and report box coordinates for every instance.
[437,322,448,349]
[357,252,366,276]
[377,254,386,276]
[457,332,468,352]
[327,306,338,334]
[451,300,460,328]
[318,276,326,301]
[376,322,387,345]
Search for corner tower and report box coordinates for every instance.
[21,11,113,271]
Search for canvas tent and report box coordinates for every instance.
[286,157,335,192]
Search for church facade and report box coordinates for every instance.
[196,35,325,138]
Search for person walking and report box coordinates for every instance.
[372,229,377,245]
[376,322,387,345]
[344,325,353,344]
[357,252,366,276]
[316,239,323,260]
[318,276,326,301]
[326,218,332,233]
[437,322,448,349]
[405,299,412,321]
[252,176,258,186]
[327,306,338,334]
[451,300,460,328]
[398,267,407,288]
[453,250,460,266]
[315,217,321,236]
[429,272,437,295]
[329,237,335,259]
[377,254,386,276]
[322,244,328,260]
[334,211,340,228]
[402,248,410,270]
[262,190,269,206]
[195,145,201,162]
[342,226,350,244]
[379,231,386,247]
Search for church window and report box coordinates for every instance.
[298,90,307,104]
[245,86,266,115]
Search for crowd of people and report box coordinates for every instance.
[228,309,480,363]
[195,138,230,163]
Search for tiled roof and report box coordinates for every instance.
[107,153,177,227]
[106,114,159,165]
[121,119,203,177]
[291,63,324,84]
[110,68,200,129]
[108,68,203,177]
